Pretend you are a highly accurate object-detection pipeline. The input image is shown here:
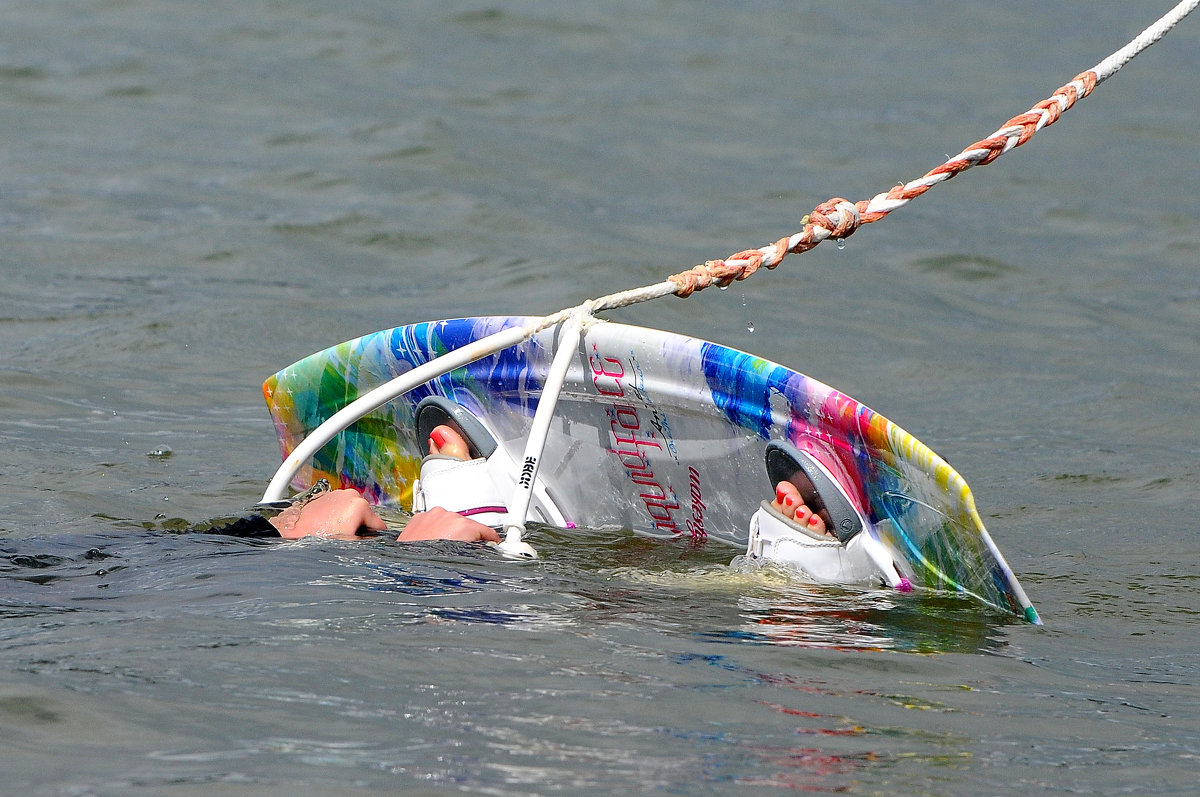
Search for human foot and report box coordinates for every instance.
[769,480,832,537]
[748,440,908,589]
[764,440,863,543]
[427,424,472,460]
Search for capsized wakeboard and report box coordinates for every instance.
[263,316,1039,623]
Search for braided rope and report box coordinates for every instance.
[667,0,1199,297]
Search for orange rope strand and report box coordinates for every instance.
[668,68,1105,298]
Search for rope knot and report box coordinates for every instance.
[809,197,861,242]
[659,1,1191,302]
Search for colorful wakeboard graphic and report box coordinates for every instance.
[263,316,1039,623]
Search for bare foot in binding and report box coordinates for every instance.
[748,440,908,589]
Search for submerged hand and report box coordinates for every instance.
[270,489,388,540]
[398,507,500,543]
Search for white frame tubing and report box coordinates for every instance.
[260,282,678,505]
[260,324,532,503]
[496,312,587,558]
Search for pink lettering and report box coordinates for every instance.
[638,481,669,502]
[614,448,649,472]
[590,354,625,397]
[610,420,662,451]
[644,497,680,523]
[592,348,681,534]
[685,466,707,541]
[629,470,659,487]
[613,404,639,430]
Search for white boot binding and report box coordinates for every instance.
[411,396,569,529]
[413,454,511,527]
[748,441,910,590]
[746,501,909,588]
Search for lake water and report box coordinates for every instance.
[2,1,1199,794]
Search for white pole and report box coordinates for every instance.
[496,311,588,559]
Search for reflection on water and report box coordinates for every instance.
[0,521,1186,795]
[604,563,1011,655]
[727,580,1010,655]
[526,525,1013,654]
[2,524,1011,658]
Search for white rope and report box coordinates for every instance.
[897,0,1200,221]
[1092,0,1199,82]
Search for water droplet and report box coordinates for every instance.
[719,284,729,291]
[836,238,845,250]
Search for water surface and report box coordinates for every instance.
[2,1,1198,793]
